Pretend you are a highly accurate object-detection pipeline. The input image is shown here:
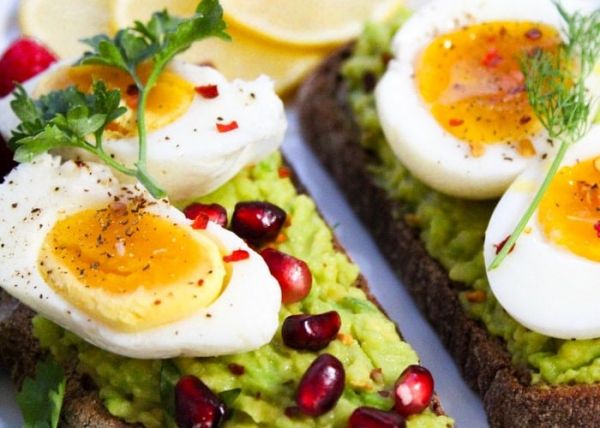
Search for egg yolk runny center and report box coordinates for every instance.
[416,21,560,156]
[36,63,195,138]
[39,203,227,331]
[539,158,600,262]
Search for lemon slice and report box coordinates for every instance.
[110,0,328,95]
[19,0,111,58]
[221,0,404,47]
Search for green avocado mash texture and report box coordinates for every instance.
[33,152,452,427]
[342,12,600,386]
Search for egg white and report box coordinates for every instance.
[0,154,281,358]
[484,126,600,339]
[375,0,567,199]
[0,60,287,202]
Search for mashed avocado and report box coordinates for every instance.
[33,152,452,427]
[342,12,600,386]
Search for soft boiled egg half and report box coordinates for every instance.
[0,154,281,358]
[376,0,598,199]
[0,60,286,201]
[485,126,600,339]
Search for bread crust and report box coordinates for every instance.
[297,45,600,428]
[0,159,445,426]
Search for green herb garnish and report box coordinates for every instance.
[9,0,230,199]
[488,3,600,270]
[16,359,66,428]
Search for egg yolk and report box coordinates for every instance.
[36,63,195,138]
[416,21,560,156]
[539,157,600,262]
[38,203,227,331]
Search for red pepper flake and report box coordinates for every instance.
[278,166,291,178]
[195,84,219,99]
[216,120,238,133]
[197,279,204,286]
[525,28,542,40]
[494,235,516,255]
[593,221,600,238]
[481,47,503,68]
[124,84,139,109]
[228,363,245,376]
[223,249,249,262]
[519,115,532,125]
[154,299,162,306]
[192,214,209,230]
[449,118,464,127]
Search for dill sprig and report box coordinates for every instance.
[488,3,600,270]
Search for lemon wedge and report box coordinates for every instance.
[19,0,111,58]
[220,0,404,47]
[110,0,328,95]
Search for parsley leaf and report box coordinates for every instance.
[16,359,66,428]
[10,82,131,173]
[78,0,229,198]
[9,0,229,199]
[160,360,180,428]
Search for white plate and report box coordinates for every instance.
[0,0,487,426]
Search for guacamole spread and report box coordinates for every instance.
[33,152,452,427]
[342,12,600,386]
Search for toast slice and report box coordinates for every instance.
[0,154,450,427]
[297,43,600,427]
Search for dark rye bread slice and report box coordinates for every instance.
[0,160,446,427]
[297,46,600,428]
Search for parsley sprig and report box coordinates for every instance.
[9,0,230,199]
[488,4,600,270]
[16,359,66,428]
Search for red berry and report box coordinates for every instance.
[183,203,228,228]
[296,354,345,417]
[231,201,286,246]
[0,38,57,97]
[175,375,226,428]
[260,248,312,304]
[282,311,341,351]
[349,407,406,428]
[393,365,434,417]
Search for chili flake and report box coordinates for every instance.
[494,235,516,255]
[481,47,503,68]
[593,221,600,238]
[195,84,219,99]
[449,118,464,127]
[216,120,238,133]
[223,249,249,262]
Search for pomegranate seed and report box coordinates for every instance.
[216,121,238,133]
[223,249,249,263]
[175,375,226,428]
[282,311,341,351]
[296,354,345,417]
[349,407,406,428]
[260,248,312,304]
[196,84,219,99]
[393,365,434,417]
[231,201,286,246]
[184,203,228,228]
[0,38,57,97]
[192,215,209,230]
